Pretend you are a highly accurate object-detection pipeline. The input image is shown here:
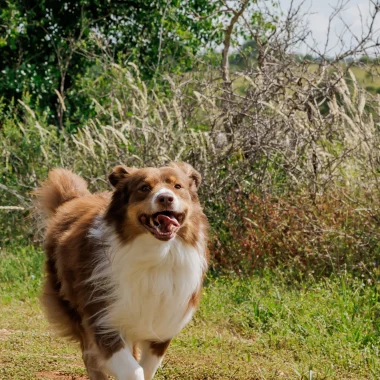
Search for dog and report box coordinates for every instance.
[34,162,208,380]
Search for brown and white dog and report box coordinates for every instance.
[34,162,208,380]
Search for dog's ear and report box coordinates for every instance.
[108,165,137,187]
[169,162,202,190]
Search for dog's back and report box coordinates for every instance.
[35,170,110,341]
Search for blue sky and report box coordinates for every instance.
[278,0,380,56]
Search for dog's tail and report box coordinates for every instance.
[34,168,90,219]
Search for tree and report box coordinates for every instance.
[0,0,219,127]
[229,40,259,68]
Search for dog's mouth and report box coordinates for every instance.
[139,211,185,241]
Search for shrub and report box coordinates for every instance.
[211,190,380,277]
[1,60,380,278]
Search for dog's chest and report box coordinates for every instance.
[106,235,205,341]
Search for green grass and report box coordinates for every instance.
[349,66,380,88]
[1,245,379,379]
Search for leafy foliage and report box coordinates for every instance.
[1,1,380,278]
[229,39,259,68]
[0,0,219,125]
[1,61,380,278]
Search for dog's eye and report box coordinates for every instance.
[174,184,182,189]
[140,185,151,192]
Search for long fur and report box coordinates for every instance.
[87,224,207,341]
[33,168,90,218]
[34,164,208,380]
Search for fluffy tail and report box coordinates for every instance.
[34,168,90,218]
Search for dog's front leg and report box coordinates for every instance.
[138,340,171,380]
[105,344,145,380]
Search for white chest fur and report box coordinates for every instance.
[89,224,207,342]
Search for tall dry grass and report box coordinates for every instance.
[1,60,379,276]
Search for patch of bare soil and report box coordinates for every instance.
[36,372,88,379]
[0,328,20,340]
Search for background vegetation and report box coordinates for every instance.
[1,0,380,378]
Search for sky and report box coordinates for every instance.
[277,0,380,56]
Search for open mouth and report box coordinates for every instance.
[139,211,185,241]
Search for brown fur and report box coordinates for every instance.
[33,168,90,218]
[34,164,208,378]
[105,164,206,246]
[149,340,171,357]
[41,193,124,365]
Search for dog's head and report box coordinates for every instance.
[106,162,203,243]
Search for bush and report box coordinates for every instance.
[1,60,380,278]
[211,190,380,277]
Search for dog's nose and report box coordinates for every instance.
[157,193,174,207]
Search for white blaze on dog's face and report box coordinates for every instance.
[106,162,202,242]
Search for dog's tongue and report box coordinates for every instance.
[157,214,179,233]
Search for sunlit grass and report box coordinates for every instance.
[308,63,380,91]
[0,245,379,379]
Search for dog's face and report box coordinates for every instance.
[106,162,202,242]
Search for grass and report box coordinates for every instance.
[231,63,380,97]
[0,245,379,379]
[308,63,380,93]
